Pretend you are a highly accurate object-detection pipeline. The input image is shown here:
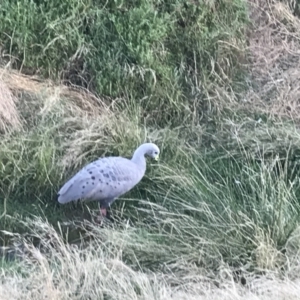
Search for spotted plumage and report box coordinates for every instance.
[57,143,160,221]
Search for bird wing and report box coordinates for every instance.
[57,157,145,204]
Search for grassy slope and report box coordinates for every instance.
[1,0,300,299]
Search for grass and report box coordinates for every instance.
[1,0,300,299]
[1,70,300,298]
[0,73,22,134]
[1,216,300,299]
[0,0,249,126]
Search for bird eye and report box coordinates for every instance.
[154,151,158,155]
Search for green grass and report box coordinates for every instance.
[0,0,248,126]
[1,0,300,298]
[1,85,300,273]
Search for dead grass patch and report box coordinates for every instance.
[0,67,108,118]
[0,70,22,133]
[244,0,300,121]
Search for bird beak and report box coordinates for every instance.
[154,154,159,161]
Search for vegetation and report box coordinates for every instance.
[0,0,248,124]
[1,0,300,298]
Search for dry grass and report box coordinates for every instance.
[244,0,300,120]
[0,67,108,116]
[208,0,300,160]
[0,69,22,133]
[1,219,300,300]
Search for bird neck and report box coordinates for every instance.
[131,145,147,171]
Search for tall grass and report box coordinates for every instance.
[1,70,300,275]
[0,0,248,125]
[1,193,300,299]
[1,0,300,298]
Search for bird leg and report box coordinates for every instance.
[100,207,107,217]
[95,205,107,225]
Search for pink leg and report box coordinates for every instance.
[95,207,107,225]
[100,207,107,217]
